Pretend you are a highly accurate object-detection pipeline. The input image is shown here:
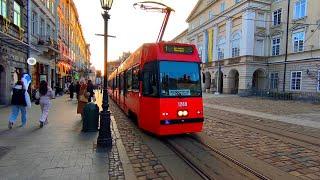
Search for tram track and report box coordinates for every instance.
[205,112,320,149]
[163,138,212,180]
[163,135,270,180]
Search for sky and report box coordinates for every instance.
[73,0,197,71]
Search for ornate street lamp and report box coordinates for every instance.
[97,0,113,148]
[100,0,113,11]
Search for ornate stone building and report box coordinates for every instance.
[0,0,29,105]
[173,0,320,98]
[28,0,59,90]
[57,0,90,88]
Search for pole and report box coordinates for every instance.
[97,10,112,148]
[282,0,291,92]
[54,55,57,88]
[157,8,172,42]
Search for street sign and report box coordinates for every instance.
[74,73,79,80]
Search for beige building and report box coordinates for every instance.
[173,0,320,98]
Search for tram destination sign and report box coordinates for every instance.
[164,45,194,54]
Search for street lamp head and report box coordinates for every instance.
[100,0,113,10]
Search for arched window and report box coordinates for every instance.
[217,37,225,60]
[231,32,241,57]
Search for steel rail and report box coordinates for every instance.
[189,134,270,180]
[162,139,212,180]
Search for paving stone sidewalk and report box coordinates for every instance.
[203,93,320,116]
[0,96,114,180]
[109,100,173,180]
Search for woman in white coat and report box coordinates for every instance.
[36,80,54,128]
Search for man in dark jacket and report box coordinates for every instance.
[75,81,80,100]
[8,81,28,128]
[69,82,75,100]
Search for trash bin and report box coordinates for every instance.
[82,102,99,132]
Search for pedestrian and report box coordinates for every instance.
[36,80,54,128]
[8,81,28,129]
[75,81,80,100]
[55,83,60,97]
[69,82,75,100]
[77,78,88,119]
[87,80,94,102]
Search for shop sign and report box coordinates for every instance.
[40,74,47,82]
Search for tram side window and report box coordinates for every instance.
[132,67,140,91]
[120,73,124,95]
[127,69,132,91]
[142,62,158,97]
[112,78,115,90]
[116,75,119,89]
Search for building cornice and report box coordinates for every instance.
[186,0,271,39]
[186,0,270,23]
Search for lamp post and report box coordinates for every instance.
[97,0,113,148]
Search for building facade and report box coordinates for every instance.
[57,0,71,88]
[57,0,90,89]
[28,0,59,90]
[174,0,320,98]
[0,0,90,105]
[0,0,29,105]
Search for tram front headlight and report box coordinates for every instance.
[182,110,188,116]
[178,110,188,117]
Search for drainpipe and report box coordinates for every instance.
[282,0,291,92]
[27,0,31,74]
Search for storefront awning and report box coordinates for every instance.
[0,30,41,53]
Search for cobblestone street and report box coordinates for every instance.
[202,94,320,180]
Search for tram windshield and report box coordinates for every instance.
[160,61,201,97]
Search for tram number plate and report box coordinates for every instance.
[178,102,188,107]
[169,89,191,96]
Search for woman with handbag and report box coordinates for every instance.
[77,79,89,119]
[36,80,54,128]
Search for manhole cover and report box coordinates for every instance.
[0,146,13,159]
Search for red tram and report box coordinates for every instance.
[108,42,204,135]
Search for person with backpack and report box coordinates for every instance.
[36,80,54,128]
[8,81,29,129]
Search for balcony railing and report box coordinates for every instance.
[38,36,58,49]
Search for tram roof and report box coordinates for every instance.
[108,41,200,80]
